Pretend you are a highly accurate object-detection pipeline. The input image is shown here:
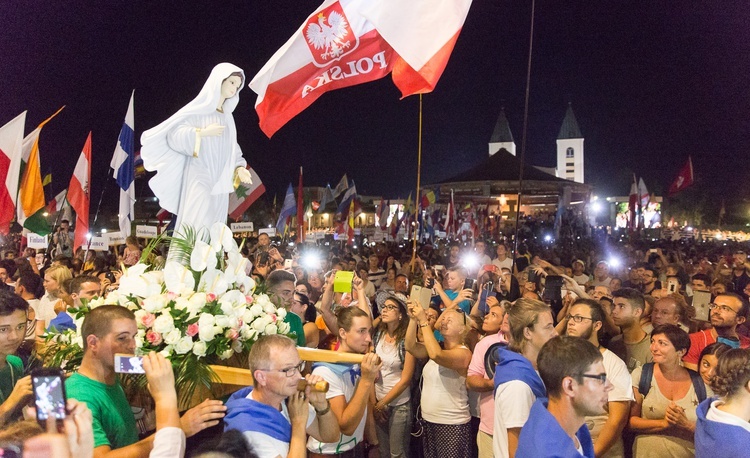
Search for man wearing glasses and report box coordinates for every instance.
[224,334,340,458]
[565,299,633,457]
[516,336,613,458]
[683,293,750,371]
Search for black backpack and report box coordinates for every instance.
[637,362,707,403]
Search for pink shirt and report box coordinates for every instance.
[467,332,507,434]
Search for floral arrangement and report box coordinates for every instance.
[44,222,292,405]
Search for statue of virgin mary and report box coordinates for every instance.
[140,63,252,237]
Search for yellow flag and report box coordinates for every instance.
[42,173,52,186]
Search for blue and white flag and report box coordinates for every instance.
[110,91,135,236]
[318,184,334,213]
[336,181,357,215]
[276,183,296,234]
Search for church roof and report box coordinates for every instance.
[557,103,582,139]
[490,107,514,143]
[435,148,568,184]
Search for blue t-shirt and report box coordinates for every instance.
[517,398,595,458]
[444,289,471,314]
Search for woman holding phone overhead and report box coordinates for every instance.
[405,301,472,458]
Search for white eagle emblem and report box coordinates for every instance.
[305,11,352,63]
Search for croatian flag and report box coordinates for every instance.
[110,91,135,236]
[250,0,473,137]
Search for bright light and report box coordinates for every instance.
[288,242,295,246]
[716,233,723,240]
[686,227,693,232]
[592,195,598,201]
[42,212,49,217]
[85,233,92,240]
[609,256,621,268]
[101,228,108,234]
[591,201,603,214]
[462,253,479,269]
[267,224,272,228]
[301,253,321,269]
[352,245,358,249]
[543,234,552,242]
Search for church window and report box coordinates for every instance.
[566,147,574,158]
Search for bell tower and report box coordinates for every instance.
[556,103,584,183]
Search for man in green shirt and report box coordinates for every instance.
[266,269,307,346]
[0,290,31,427]
[66,305,227,458]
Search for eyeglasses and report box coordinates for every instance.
[579,373,608,384]
[566,314,594,323]
[259,361,305,377]
[382,304,400,312]
[709,303,738,314]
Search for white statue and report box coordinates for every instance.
[140,63,253,237]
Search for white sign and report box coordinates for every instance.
[372,229,384,242]
[136,225,158,238]
[230,222,254,233]
[88,237,109,251]
[258,228,276,236]
[27,233,48,249]
[107,231,126,245]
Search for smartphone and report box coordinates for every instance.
[284,259,293,269]
[410,285,432,309]
[114,354,146,374]
[542,275,564,302]
[478,289,497,315]
[667,278,679,294]
[425,278,435,289]
[527,269,538,283]
[32,368,67,428]
[463,278,477,291]
[692,291,711,321]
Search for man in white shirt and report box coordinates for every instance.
[564,299,633,457]
[491,244,513,272]
[224,335,340,458]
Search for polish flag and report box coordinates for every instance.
[0,111,26,235]
[250,0,473,137]
[68,133,92,251]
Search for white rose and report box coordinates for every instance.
[229,317,241,330]
[242,309,255,324]
[174,297,191,311]
[152,314,175,334]
[199,325,217,342]
[218,349,234,360]
[252,316,270,331]
[198,313,216,328]
[219,301,234,316]
[263,303,277,315]
[240,327,257,341]
[278,322,291,334]
[276,308,287,320]
[215,315,231,329]
[264,323,278,335]
[142,295,167,313]
[159,345,174,358]
[189,293,207,311]
[249,304,264,319]
[164,329,181,345]
[175,336,194,355]
[192,341,207,357]
[254,294,272,308]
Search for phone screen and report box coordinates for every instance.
[692,291,712,321]
[115,354,146,374]
[33,372,67,421]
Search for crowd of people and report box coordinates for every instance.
[1,221,750,458]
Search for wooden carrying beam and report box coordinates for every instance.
[209,348,365,386]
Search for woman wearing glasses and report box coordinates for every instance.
[406,302,472,458]
[629,324,706,457]
[371,293,415,458]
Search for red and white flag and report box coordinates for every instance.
[0,111,26,235]
[228,166,266,220]
[250,0,473,137]
[637,178,649,208]
[68,133,91,251]
[668,157,694,196]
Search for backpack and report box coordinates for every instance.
[637,362,707,403]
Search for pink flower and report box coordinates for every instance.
[245,295,254,305]
[270,314,277,323]
[186,324,199,337]
[166,292,178,301]
[146,331,163,346]
[206,293,217,302]
[226,329,239,340]
[140,313,156,328]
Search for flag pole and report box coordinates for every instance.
[85,175,110,256]
[412,94,424,271]
[511,0,537,274]
[45,189,70,262]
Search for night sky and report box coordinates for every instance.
[2,1,749,221]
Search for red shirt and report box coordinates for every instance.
[683,329,750,364]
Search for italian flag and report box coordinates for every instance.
[250,0,473,137]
